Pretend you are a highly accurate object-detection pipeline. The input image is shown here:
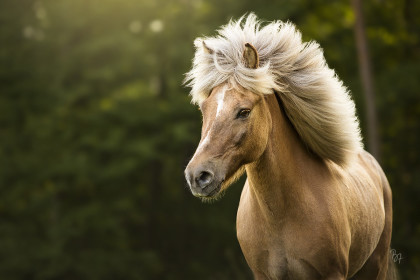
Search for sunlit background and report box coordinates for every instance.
[1,0,419,279]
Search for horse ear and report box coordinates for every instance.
[202,41,214,54]
[243,43,259,69]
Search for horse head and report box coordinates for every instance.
[185,44,271,199]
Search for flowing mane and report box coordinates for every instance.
[184,13,363,166]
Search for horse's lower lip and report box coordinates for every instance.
[206,185,221,197]
[193,181,223,198]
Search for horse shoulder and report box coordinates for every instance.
[340,151,389,275]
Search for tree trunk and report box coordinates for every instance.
[351,0,380,161]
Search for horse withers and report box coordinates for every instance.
[184,14,395,279]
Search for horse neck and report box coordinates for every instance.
[245,93,320,220]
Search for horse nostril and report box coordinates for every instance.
[196,171,214,189]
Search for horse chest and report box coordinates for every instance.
[237,222,322,279]
[237,188,294,278]
[236,183,342,279]
[236,224,287,278]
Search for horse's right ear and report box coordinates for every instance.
[243,43,259,69]
[202,41,214,54]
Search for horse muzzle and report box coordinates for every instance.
[185,163,224,198]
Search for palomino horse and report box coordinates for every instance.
[184,14,395,279]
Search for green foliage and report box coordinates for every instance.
[0,0,419,279]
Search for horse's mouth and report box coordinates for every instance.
[206,182,223,197]
[192,179,224,198]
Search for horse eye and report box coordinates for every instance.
[237,108,251,119]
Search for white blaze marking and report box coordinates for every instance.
[197,128,211,154]
[216,86,227,118]
[190,128,211,163]
[189,85,228,164]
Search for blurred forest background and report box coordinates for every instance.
[1,0,419,279]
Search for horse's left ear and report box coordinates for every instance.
[202,41,214,54]
[243,43,259,69]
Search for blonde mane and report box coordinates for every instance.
[184,14,363,166]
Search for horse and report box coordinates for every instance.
[184,14,395,279]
